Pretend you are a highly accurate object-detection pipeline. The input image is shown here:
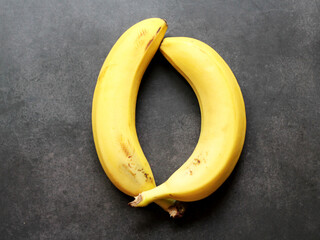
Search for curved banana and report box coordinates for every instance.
[129,37,246,206]
[92,19,184,217]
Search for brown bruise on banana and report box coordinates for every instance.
[138,28,147,38]
[120,141,130,158]
[119,138,154,184]
[137,168,153,183]
[135,28,148,48]
[117,24,163,182]
[145,36,154,50]
[127,157,135,168]
[136,26,161,51]
[194,158,201,165]
[145,25,163,51]
[185,154,206,175]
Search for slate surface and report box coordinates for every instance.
[1,0,319,239]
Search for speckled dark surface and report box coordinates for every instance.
[1,0,319,239]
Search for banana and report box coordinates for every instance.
[92,19,184,217]
[129,37,246,207]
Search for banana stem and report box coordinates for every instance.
[129,183,169,207]
[154,199,185,218]
[129,184,186,218]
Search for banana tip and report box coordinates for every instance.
[128,194,142,207]
[163,18,168,26]
[168,202,186,218]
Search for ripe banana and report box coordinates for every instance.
[129,37,246,207]
[92,19,184,217]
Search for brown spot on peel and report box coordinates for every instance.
[138,29,147,38]
[145,37,154,50]
[141,170,152,183]
[194,158,201,164]
[120,142,131,157]
[131,168,153,183]
[127,163,135,168]
[156,27,161,33]
[185,158,202,175]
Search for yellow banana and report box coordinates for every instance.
[92,19,184,217]
[129,37,246,207]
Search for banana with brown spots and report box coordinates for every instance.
[92,19,184,217]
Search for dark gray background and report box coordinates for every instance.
[1,0,319,239]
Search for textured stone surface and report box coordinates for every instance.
[1,0,319,239]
